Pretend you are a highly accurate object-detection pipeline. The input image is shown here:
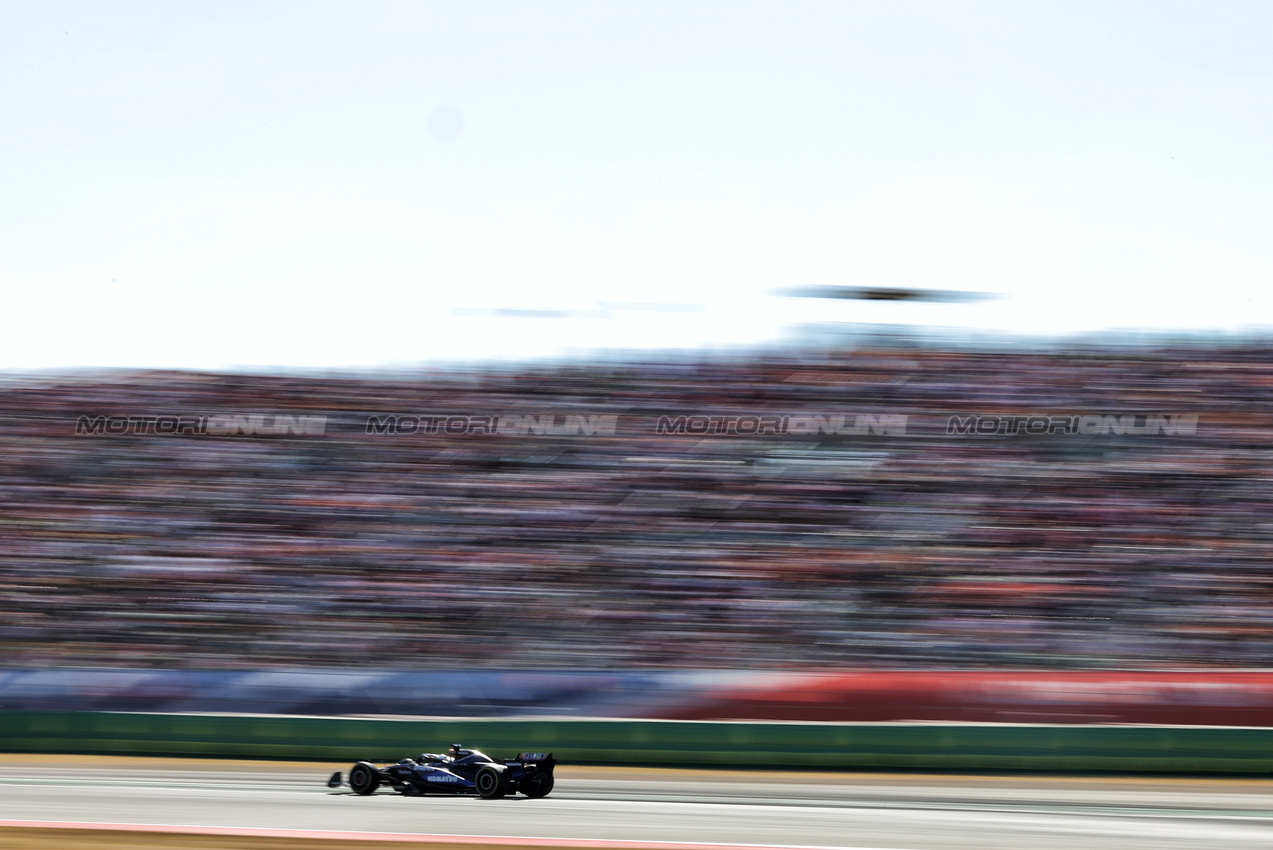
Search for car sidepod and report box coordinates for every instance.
[417,764,475,792]
[382,762,475,795]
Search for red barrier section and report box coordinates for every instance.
[662,671,1273,726]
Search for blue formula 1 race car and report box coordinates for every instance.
[328,745,555,799]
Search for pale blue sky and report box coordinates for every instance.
[2,1,1272,369]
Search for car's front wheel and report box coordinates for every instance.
[349,762,381,796]
[475,765,510,798]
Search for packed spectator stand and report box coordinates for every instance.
[1,338,1270,670]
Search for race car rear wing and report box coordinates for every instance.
[516,752,555,765]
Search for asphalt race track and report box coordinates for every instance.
[1,758,1272,849]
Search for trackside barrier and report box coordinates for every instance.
[6,669,1273,724]
[2,713,1273,773]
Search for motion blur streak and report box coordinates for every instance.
[1,337,1272,673]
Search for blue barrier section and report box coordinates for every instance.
[0,668,729,716]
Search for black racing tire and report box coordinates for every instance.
[475,765,510,799]
[522,773,554,798]
[349,762,381,796]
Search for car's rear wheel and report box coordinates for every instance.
[522,773,554,798]
[475,765,510,798]
[349,762,381,796]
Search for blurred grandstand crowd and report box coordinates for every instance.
[1,340,1271,670]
